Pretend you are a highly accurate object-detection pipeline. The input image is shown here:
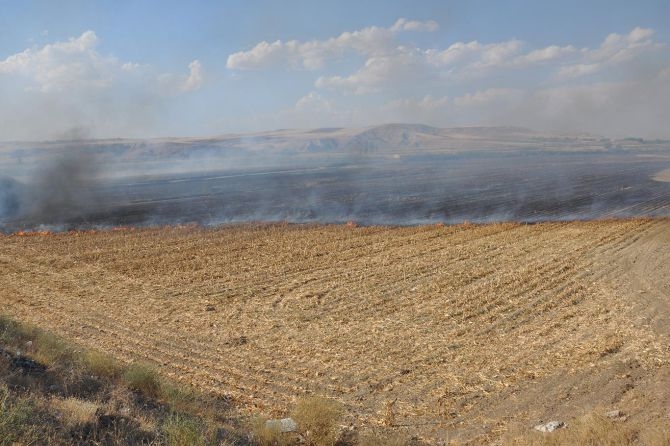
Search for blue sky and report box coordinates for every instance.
[1,0,669,140]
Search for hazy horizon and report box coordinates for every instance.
[2,122,664,144]
[1,1,669,141]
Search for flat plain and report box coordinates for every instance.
[2,219,669,443]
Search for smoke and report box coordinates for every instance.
[24,153,100,223]
[0,125,669,233]
[0,177,22,218]
[0,151,104,229]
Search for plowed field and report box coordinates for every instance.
[2,219,669,443]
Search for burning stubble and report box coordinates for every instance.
[0,125,669,232]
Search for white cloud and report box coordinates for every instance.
[477,40,523,68]
[390,18,439,32]
[226,26,395,70]
[0,31,205,140]
[226,18,437,71]
[231,23,670,138]
[314,37,527,94]
[0,30,115,91]
[227,40,301,70]
[426,40,482,66]
[227,17,667,100]
[315,47,427,94]
[553,27,661,81]
[183,60,203,92]
[158,60,206,94]
[427,39,523,69]
[599,27,660,64]
[513,44,577,65]
[0,31,204,95]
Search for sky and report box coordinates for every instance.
[0,0,669,140]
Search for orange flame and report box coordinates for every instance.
[13,230,53,237]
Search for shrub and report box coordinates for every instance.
[250,416,292,446]
[34,331,75,365]
[83,350,122,378]
[161,381,199,412]
[123,361,162,398]
[292,396,343,446]
[163,414,206,446]
[0,316,23,344]
[51,396,99,426]
[0,385,39,445]
[0,316,38,350]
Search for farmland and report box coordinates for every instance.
[2,218,669,443]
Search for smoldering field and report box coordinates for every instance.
[1,124,669,232]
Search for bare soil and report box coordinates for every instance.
[1,219,669,444]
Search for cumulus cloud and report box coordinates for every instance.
[0,30,114,91]
[226,26,395,70]
[594,26,656,62]
[0,31,204,140]
[512,44,577,65]
[314,37,527,94]
[226,18,437,71]
[226,20,669,137]
[554,27,661,81]
[315,47,428,94]
[228,18,666,99]
[183,60,203,91]
[160,59,204,93]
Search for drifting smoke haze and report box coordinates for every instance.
[1,124,669,232]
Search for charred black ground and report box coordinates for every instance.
[1,140,669,232]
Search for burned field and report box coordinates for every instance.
[2,219,669,443]
[1,149,670,231]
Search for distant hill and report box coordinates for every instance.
[0,124,665,168]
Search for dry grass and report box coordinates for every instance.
[162,414,206,446]
[640,422,670,446]
[292,396,343,446]
[0,317,238,445]
[505,413,636,446]
[83,349,122,378]
[250,416,293,446]
[51,396,99,426]
[0,384,39,445]
[123,361,162,398]
[2,219,670,443]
